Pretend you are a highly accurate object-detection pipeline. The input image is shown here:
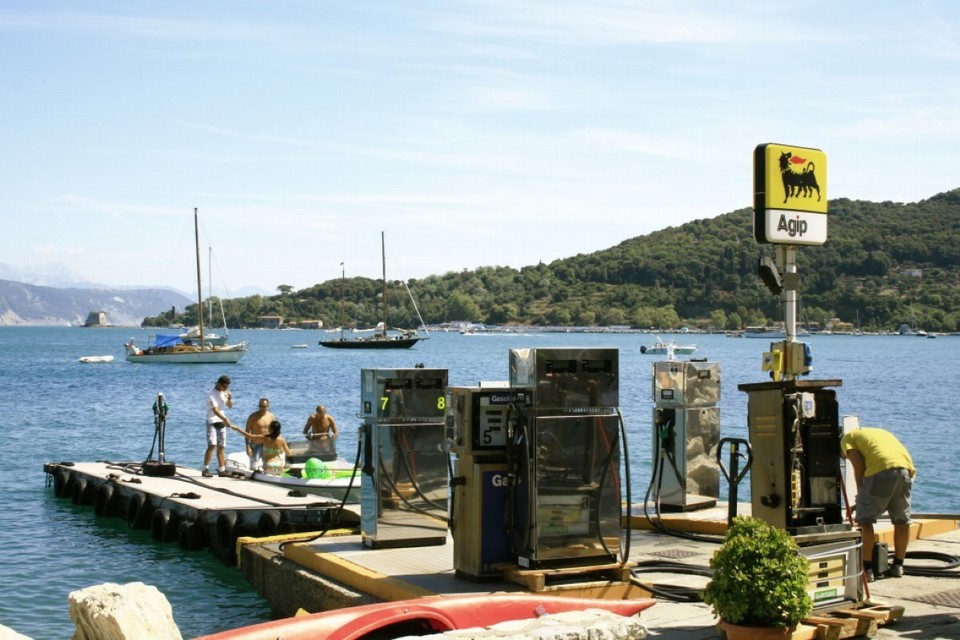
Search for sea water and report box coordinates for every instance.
[0,326,955,639]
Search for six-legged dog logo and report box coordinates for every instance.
[778,151,821,204]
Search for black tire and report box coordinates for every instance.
[70,478,86,505]
[125,493,151,529]
[151,508,179,543]
[53,469,70,498]
[214,511,239,563]
[54,470,72,498]
[177,520,206,551]
[258,510,282,537]
[94,484,115,517]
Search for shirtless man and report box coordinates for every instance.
[245,398,276,471]
[303,405,338,461]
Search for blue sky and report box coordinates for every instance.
[2,1,959,295]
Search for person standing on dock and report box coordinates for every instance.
[245,398,276,472]
[840,427,916,582]
[203,375,237,477]
[303,404,339,461]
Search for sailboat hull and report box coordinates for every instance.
[124,341,248,363]
[319,336,421,349]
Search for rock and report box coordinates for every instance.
[68,582,183,640]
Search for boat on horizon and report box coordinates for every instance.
[742,325,787,339]
[124,209,248,364]
[319,233,426,350]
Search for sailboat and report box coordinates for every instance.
[124,209,249,363]
[319,232,425,349]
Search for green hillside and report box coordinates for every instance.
[147,189,960,333]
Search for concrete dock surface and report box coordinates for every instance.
[240,507,960,639]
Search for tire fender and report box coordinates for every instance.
[94,484,115,517]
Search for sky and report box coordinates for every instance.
[2,1,960,296]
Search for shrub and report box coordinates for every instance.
[702,516,813,628]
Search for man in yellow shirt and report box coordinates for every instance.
[840,427,915,582]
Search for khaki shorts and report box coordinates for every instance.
[856,468,913,525]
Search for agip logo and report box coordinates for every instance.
[753,143,828,245]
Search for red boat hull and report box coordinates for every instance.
[196,594,655,640]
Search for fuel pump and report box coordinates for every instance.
[650,360,721,512]
[359,367,449,548]
[505,348,626,569]
[447,384,530,579]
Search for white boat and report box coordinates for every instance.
[225,451,360,503]
[640,337,697,355]
[743,326,787,339]
[78,354,114,363]
[178,324,228,346]
[124,208,248,364]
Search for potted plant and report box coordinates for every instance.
[702,516,812,639]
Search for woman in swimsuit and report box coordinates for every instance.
[229,420,293,476]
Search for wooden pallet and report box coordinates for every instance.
[796,603,904,640]
[502,562,634,592]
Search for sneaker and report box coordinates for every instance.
[889,564,904,578]
[218,470,231,478]
[201,469,213,478]
[865,569,875,583]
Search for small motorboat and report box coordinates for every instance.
[225,451,360,503]
[640,337,697,355]
[78,355,115,363]
[194,593,655,640]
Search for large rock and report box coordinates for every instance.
[68,582,182,640]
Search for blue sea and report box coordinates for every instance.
[1,326,955,639]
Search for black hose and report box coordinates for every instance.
[901,550,960,577]
[630,559,712,602]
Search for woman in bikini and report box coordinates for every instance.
[229,420,293,475]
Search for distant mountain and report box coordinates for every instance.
[0,280,192,327]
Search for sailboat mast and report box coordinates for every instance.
[194,208,205,347]
[381,231,387,337]
[339,262,345,341]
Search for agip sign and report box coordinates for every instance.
[753,143,828,245]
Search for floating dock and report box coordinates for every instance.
[43,461,359,563]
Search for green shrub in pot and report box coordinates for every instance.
[702,516,813,629]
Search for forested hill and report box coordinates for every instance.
[156,189,960,333]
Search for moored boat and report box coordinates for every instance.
[225,451,359,503]
[640,336,697,355]
[319,233,426,350]
[123,208,248,364]
[194,594,655,640]
[742,325,787,339]
[124,335,248,364]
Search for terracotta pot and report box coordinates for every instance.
[719,620,795,640]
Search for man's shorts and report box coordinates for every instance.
[856,467,913,525]
[207,421,227,448]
